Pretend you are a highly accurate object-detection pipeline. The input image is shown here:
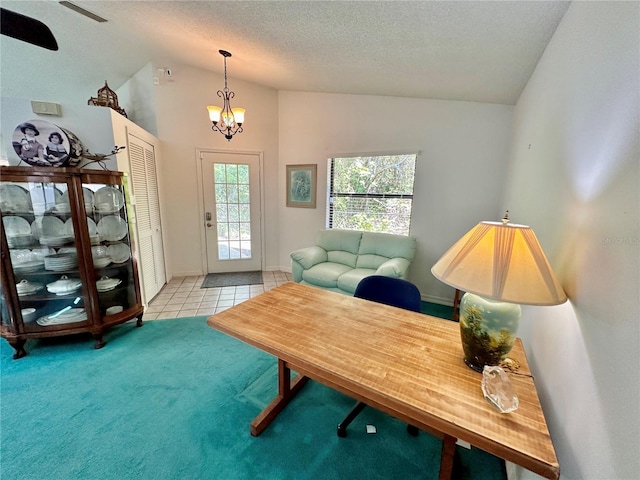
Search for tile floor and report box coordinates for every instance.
[143,270,292,320]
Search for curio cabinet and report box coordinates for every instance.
[0,166,143,358]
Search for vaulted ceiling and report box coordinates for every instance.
[1,1,570,106]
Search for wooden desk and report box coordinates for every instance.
[207,282,559,480]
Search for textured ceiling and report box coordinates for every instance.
[1,1,570,106]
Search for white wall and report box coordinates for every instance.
[0,97,119,170]
[503,2,639,479]
[151,64,279,277]
[277,91,513,303]
[117,62,158,136]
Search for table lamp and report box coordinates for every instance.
[431,212,567,372]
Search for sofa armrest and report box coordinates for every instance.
[375,257,411,278]
[291,246,328,268]
[290,246,328,282]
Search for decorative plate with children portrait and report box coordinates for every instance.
[12,119,83,167]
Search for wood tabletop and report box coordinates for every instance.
[207,281,559,479]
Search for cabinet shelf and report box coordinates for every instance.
[1,166,144,359]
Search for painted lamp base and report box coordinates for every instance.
[459,293,521,372]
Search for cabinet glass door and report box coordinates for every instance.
[1,179,89,330]
[84,181,138,316]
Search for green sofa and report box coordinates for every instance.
[290,229,417,295]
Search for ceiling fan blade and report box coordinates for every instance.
[1,8,58,51]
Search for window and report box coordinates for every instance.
[214,163,252,259]
[327,154,417,235]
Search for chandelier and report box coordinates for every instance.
[206,50,245,141]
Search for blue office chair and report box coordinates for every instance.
[337,275,422,438]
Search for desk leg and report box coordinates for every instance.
[250,358,309,436]
[438,435,457,480]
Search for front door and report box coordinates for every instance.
[200,151,262,273]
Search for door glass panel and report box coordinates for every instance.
[213,162,252,261]
[226,184,238,203]
[238,184,249,203]
[228,204,238,222]
[240,222,251,240]
[239,204,250,222]
[216,204,228,223]
[214,163,226,183]
[238,165,249,184]
[226,164,237,183]
[215,184,226,203]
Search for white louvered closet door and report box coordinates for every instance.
[128,133,166,303]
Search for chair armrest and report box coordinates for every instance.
[375,257,411,278]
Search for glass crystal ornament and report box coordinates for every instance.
[481,365,519,413]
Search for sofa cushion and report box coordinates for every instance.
[302,262,353,288]
[336,268,377,294]
[356,253,390,270]
[357,231,416,263]
[317,229,362,255]
[327,250,358,268]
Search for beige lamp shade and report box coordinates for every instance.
[207,105,222,123]
[231,108,245,124]
[431,221,567,306]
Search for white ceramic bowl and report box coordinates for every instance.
[46,275,82,295]
[93,256,112,269]
[21,307,37,323]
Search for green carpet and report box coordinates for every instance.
[0,317,505,480]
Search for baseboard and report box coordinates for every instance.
[421,294,454,306]
[264,265,291,273]
[269,265,292,273]
[169,270,204,278]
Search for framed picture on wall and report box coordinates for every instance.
[286,164,317,208]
